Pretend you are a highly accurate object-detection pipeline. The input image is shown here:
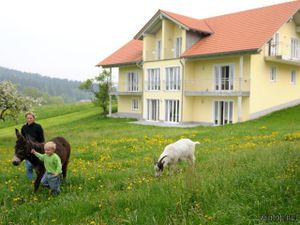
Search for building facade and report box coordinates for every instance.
[97,1,300,125]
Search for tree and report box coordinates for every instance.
[79,70,112,115]
[0,81,38,121]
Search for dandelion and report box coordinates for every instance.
[12,197,20,202]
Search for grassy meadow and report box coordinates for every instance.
[0,102,299,225]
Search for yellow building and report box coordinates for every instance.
[97,1,300,126]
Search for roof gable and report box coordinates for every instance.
[134,9,212,40]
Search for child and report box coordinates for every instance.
[31,141,62,195]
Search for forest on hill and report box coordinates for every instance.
[0,66,91,103]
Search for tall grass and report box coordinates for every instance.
[0,103,299,224]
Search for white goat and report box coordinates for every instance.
[154,138,199,177]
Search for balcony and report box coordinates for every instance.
[264,41,300,66]
[144,48,180,61]
[109,82,143,96]
[184,78,250,97]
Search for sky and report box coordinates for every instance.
[0,0,289,81]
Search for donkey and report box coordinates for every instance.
[12,129,71,191]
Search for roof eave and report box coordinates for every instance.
[96,60,142,68]
[183,48,260,60]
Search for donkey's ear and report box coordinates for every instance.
[15,128,21,137]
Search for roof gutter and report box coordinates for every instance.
[183,48,260,61]
[96,61,141,68]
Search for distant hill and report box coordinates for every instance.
[0,66,91,103]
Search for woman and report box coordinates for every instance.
[21,112,45,180]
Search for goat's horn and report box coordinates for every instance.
[158,155,168,164]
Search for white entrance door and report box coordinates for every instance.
[214,101,233,125]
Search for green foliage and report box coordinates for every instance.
[80,70,112,115]
[23,86,65,105]
[0,103,299,224]
[0,66,91,103]
[0,81,38,122]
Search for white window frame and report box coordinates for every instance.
[213,64,234,91]
[213,100,234,125]
[270,67,277,82]
[132,98,139,111]
[165,99,180,123]
[269,33,279,56]
[291,38,300,59]
[174,37,182,58]
[127,72,138,92]
[291,70,296,85]
[146,99,160,121]
[147,68,160,91]
[165,66,181,91]
[156,40,161,60]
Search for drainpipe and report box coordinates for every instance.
[238,56,243,122]
[180,58,185,124]
[136,61,144,120]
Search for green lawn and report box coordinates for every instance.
[0,103,299,225]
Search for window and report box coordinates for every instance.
[132,99,139,110]
[214,101,233,125]
[270,67,277,82]
[147,68,160,90]
[291,38,300,59]
[165,100,180,122]
[291,70,296,84]
[127,72,138,91]
[214,65,234,91]
[175,37,182,58]
[156,40,161,60]
[269,33,279,56]
[147,99,160,121]
[165,67,180,90]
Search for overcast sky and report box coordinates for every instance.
[0,0,288,81]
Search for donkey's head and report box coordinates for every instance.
[12,129,32,166]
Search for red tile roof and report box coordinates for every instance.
[183,0,300,58]
[98,1,300,67]
[160,10,213,34]
[96,39,142,67]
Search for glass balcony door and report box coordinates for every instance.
[214,65,234,91]
[214,101,233,125]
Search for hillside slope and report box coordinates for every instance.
[0,103,299,224]
[0,66,91,103]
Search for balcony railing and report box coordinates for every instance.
[144,48,181,61]
[110,79,250,96]
[184,78,250,96]
[265,41,300,61]
[143,78,250,94]
[109,82,142,95]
